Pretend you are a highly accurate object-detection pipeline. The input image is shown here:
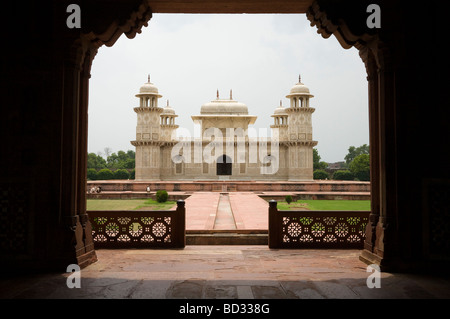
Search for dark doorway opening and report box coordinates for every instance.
[217,155,232,175]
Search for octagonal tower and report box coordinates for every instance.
[285,75,318,180]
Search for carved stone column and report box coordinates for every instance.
[53,0,153,270]
[359,46,380,255]
[359,41,401,270]
[77,47,98,267]
[57,38,86,268]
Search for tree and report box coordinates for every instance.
[87,153,106,170]
[117,150,129,163]
[345,144,369,165]
[106,152,119,168]
[104,147,112,158]
[313,169,329,180]
[349,154,370,181]
[97,168,114,180]
[106,150,135,170]
[120,158,135,169]
[313,148,328,170]
[317,161,328,170]
[333,170,354,181]
[313,148,321,165]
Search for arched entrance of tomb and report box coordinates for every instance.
[217,155,232,176]
[4,0,448,273]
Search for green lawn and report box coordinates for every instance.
[277,200,370,211]
[87,199,177,211]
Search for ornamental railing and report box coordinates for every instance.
[88,200,185,248]
[268,200,369,249]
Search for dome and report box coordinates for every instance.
[162,106,175,115]
[162,101,176,115]
[289,82,310,94]
[139,82,159,94]
[136,75,162,97]
[201,91,248,114]
[286,75,314,98]
[273,101,288,115]
[201,99,248,115]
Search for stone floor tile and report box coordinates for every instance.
[251,285,289,299]
[2,247,450,299]
[205,284,238,299]
[166,280,206,299]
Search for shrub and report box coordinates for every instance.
[129,169,135,180]
[97,168,113,180]
[113,168,130,180]
[87,168,98,180]
[313,169,329,180]
[285,195,293,204]
[156,190,169,203]
[333,170,354,181]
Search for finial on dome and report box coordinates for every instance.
[217,89,219,99]
[167,100,169,107]
[230,89,232,100]
[148,74,150,83]
[280,100,282,107]
[299,74,301,83]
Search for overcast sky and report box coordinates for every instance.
[88,14,368,163]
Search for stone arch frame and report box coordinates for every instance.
[306,1,405,270]
[35,0,154,270]
[6,0,445,273]
[59,0,389,270]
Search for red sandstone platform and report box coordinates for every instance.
[87,180,370,203]
[87,179,370,193]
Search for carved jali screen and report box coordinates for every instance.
[279,211,369,248]
[89,210,181,248]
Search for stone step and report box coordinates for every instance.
[186,231,268,245]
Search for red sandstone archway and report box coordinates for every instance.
[4,0,446,273]
[66,1,386,270]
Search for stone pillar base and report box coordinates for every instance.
[77,250,98,269]
[359,249,383,269]
[359,249,425,273]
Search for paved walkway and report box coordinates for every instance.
[184,192,220,230]
[184,192,268,231]
[2,247,450,299]
[229,192,268,230]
